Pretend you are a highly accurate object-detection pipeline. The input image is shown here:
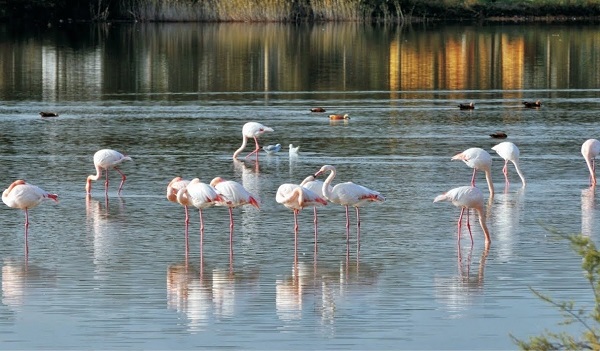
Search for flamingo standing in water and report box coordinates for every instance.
[451,147,494,196]
[177,178,223,253]
[314,165,385,251]
[582,139,600,186]
[491,141,526,187]
[276,183,327,253]
[232,122,274,160]
[299,173,331,248]
[167,177,191,253]
[210,177,260,256]
[434,185,491,249]
[2,180,58,255]
[86,149,132,196]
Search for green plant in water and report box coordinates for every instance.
[512,231,600,350]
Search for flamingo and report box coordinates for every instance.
[232,122,274,160]
[86,149,132,196]
[276,183,327,253]
[2,180,58,255]
[491,141,526,187]
[210,177,260,254]
[167,177,191,255]
[314,165,385,251]
[434,185,491,249]
[299,173,331,246]
[582,139,600,186]
[177,178,223,254]
[451,147,495,196]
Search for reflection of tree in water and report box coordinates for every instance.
[166,261,259,333]
[275,258,380,335]
[434,247,488,317]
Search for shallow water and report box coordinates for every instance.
[0,22,599,349]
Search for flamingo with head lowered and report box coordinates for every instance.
[232,122,274,160]
[2,180,58,255]
[276,183,327,254]
[452,147,494,196]
[582,139,600,186]
[434,185,491,249]
[491,141,526,187]
[314,165,385,252]
[86,149,132,196]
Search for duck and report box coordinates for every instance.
[39,111,59,117]
[310,107,326,113]
[489,131,508,139]
[458,102,475,110]
[329,114,350,120]
[523,100,542,108]
[263,143,282,155]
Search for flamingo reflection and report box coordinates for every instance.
[2,258,56,312]
[166,263,212,332]
[491,188,525,259]
[582,186,596,237]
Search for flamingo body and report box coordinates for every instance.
[276,184,327,212]
[491,141,526,186]
[2,180,58,254]
[210,177,260,209]
[86,149,132,195]
[434,185,491,247]
[452,147,494,195]
[582,139,600,186]
[232,122,274,159]
[182,178,222,210]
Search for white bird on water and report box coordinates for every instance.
[451,147,494,196]
[582,138,600,186]
[86,149,132,196]
[289,144,300,156]
[491,141,526,187]
[434,185,491,249]
[263,143,282,155]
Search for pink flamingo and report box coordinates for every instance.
[167,177,191,254]
[177,178,223,253]
[582,139,600,186]
[276,183,327,253]
[451,147,494,196]
[232,122,274,160]
[314,165,385,251]
[299,174,331,248]
[434,185,491,249]
[86,149,132,196]
[491,141,526,187]
[210,177,260,256]
[2,180,58,255]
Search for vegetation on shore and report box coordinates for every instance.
[512,231,600,350]
[2,0,600,23]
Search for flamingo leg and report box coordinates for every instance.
[114,167,127,195]
[184,215,189,258]
[104,169,109,196]
[199,208,204,252]
[24,209,29,255]
[457,207,465,245]
[228,207,234,258]
[245,136,261,158]
[356,207,361,253]
[466,209,474,246]
[294,209,299,254]
[503,160,510,187]
[345,205,350,245]
[470,168,477,187]
[313,207,318,254]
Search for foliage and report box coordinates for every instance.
[511,232,600,350]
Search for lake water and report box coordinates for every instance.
[0,22,599,349]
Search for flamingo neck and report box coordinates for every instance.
[585,157,597,185]
[176,187,191,206]
[512,161,526,186]
[233,135,249,159]
[86,166,102,193]
[322,168,337,202]
[484,170,495,196]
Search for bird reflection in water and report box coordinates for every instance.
[582,185,596,238]
[232,159,262,261]
[435,245,489,316]
[490,188,525,260]
[166,259,259,332]
[85,195,127,276]
[275,256,379,335]
[2,258,56,312]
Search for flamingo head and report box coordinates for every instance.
[210,177,225,187]
[315,165,335,177]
